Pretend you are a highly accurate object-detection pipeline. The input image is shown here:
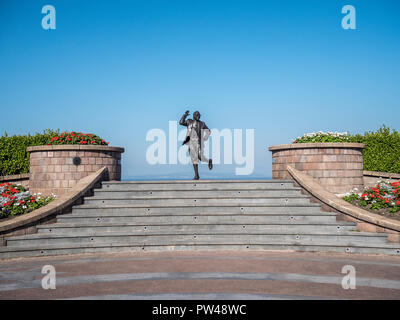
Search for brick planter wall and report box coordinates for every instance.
[363,171,400,189]
[269,143,365,194]
[27,145,124,196]
[0,174,30,189]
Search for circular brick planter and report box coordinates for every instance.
[269,143,365,194]
[27,145,124,196]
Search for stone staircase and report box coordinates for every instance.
[1,180,399,259]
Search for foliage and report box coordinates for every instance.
[0,129,59,176]
[47,131,109,146]
[0,182,55,219]
[352,125,400,174]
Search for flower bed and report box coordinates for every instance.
[293,131,352,143]
[0,183,54,219]
[47,131,109,146]
[343,180,400,220]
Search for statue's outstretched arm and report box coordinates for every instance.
[179,112,189,126]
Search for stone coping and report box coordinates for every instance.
[287,165,400,232]
[363,170,400,180]
[269,143,365,151]
[0,167,108,234]
[27,145,125,153]
[0,173,30,182]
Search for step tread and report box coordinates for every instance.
[103,180,293,184]
[86,195,312,200]
[95,188,303,192]
[1,240,399,253]
[37,221,358,229]
[63,211,337,216]
[73,204,322,209]
[7,230,387,241]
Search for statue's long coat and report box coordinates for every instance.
[179,114,211,164]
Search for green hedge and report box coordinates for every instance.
[353,126,400,174]
[0,130,59,176]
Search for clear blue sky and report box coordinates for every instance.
[1,0,399,179]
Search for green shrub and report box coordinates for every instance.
[0,129,59,176]
[352,126,400,174]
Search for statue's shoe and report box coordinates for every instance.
[208,159,213,170]
[193,176,199,180]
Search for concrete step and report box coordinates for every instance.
[72,204,323,216]
[5,231,389,248]
[1,241,399,260]
[37,223,357,234]
[83,197,313,206]
[2,178,398,260]
[101,180,295,191]
[93,189,303,198]
[57,214,340,224]
[71,208,330,217]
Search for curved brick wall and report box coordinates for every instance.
[269,143,365,194]
[27,145,124,196]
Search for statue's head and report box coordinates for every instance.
[193,111,201,121]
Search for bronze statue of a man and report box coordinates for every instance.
[179,110,213,180]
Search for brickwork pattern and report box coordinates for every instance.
[29,148,123,196]
[0,174,30,189]
[363,171,400,189]
[271,146,364,194]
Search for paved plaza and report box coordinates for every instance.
[0,250,399,300]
